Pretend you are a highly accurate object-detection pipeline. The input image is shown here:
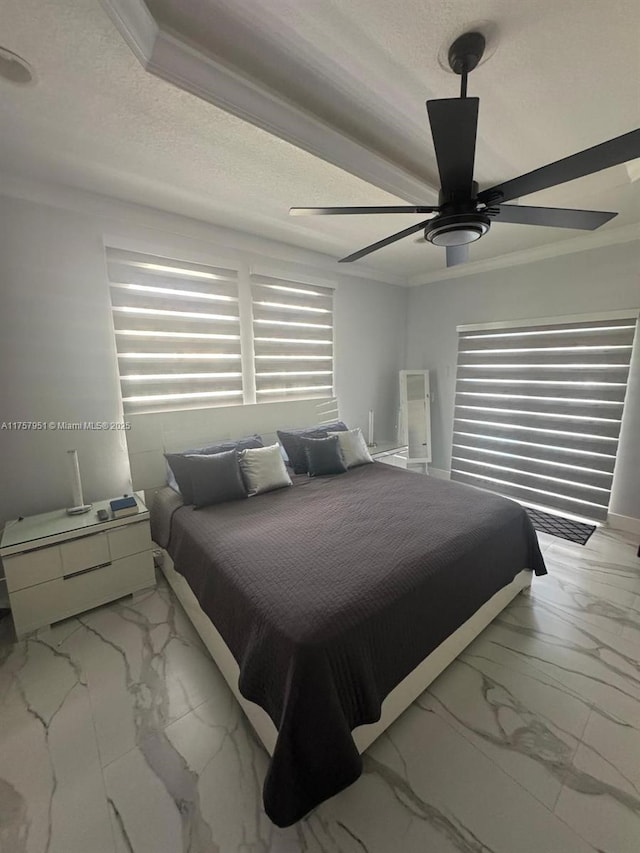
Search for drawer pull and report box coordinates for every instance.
[63,562,111,580]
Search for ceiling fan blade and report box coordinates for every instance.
[446,244,469,267]
[339,220,432,263]
[426,97,479,201]
[289,206,437,216]
[478,128,640,205]
[494,204,617,230]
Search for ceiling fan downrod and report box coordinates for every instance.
[447,31,486,98]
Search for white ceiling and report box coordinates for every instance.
[1,0,639,280]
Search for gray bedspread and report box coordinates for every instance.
[154,463,546,826]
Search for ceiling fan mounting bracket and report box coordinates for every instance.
[448,31,486,97]
[448,31,486,75]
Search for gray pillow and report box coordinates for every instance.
[186,450,247,508]
[277,421,348,474]
[165,434,263,502]
[301,435,348,476]
[239,444,292,496]
[328,427,373,468]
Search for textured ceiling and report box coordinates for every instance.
[1,0,639,280]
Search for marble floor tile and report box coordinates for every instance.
[1,527,639,851]
[0,629,114,853]
[554,719,640,853]
[78,582,224,769]
[422,641,591,810]
[534,530,563,553]
[528,555,639,637]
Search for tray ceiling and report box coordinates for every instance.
[1,0,639,281]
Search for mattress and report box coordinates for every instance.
[151,463,546,825]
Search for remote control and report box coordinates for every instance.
[97,509,110,522]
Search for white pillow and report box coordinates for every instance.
[328,428,373,468]
[239,444,293,496]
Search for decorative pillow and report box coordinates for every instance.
[164,453,199,504]
[328,427,373,468]
[186,450,247,508]
[199,434,263,455]
[165,434,263,502]
[301,435,348,477]
[238,444,293,496]
[277,421,348,474]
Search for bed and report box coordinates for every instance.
[148,456,546,826]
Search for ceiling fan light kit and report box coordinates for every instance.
[290,27,639,268]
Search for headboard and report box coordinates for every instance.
[126,397,340,493]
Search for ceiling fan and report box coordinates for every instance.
[290,31,640,267]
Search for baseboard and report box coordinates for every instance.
[607,513,640,536]
[427,467,451,480]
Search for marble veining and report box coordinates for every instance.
[0,525,638,852]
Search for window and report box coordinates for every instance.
[450,313,638,522]
[106,249,335,414]
[250,274,334,403]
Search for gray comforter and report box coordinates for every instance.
[152,463,546,826]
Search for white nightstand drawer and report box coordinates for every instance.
[60,532,110,577]
[4,546,62,593]
[10,578,66,635]
[108,521,152,561]
[62,551,155,614]
[10,551,155,636]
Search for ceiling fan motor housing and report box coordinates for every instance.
[425,211,491,246]
[426,183,490,246]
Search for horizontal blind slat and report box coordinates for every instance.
[457,349,632,367]
[253,336,332,352]
[450,471,609,521]
[122,394,244,416]
[460,317,637,338]
[111,291,240,320]
[453,420,618,455]
[250,273,334,298]
[108,250,238,282]
[452,444,614,487]
[455,379,628,403]
[108,272,239,298]
[452,432,616,473]
[122,375,243,396]
[251,283,333,312]
[454,394,624,420]
[113,337,241,356]
[112,315,240,338]
[456,365,631,383]
[458,328,635,352]
[451,457,611,503]
[454,407,622,439]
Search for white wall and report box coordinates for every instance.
[406,242,640,521]
[0,190,407,527]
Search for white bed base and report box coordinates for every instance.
[158,547,532,757]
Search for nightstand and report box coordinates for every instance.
[370,441,409,468]
[0,495,155,637]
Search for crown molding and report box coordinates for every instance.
[98,0,158,65]
[99,0,437,206]
[408,223,640,287]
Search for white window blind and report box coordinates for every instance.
[451,314,638,522]
[250,273,335,403]
[107,249,243,414]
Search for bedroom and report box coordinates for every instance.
[0,1,639,851]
